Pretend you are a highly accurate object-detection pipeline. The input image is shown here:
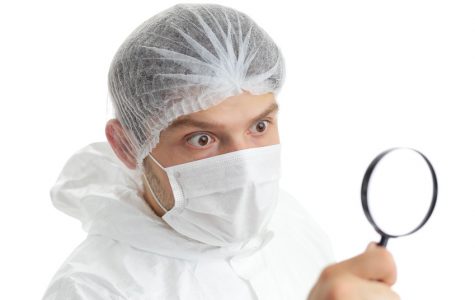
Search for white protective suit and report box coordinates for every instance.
[43,142,334,300]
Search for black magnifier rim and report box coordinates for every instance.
[361,147,438,239]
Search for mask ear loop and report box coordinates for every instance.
[143,154,169,213]
[148,153,166,169]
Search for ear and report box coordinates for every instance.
[105,119,137,169]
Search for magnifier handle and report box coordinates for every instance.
[378,235,389,247]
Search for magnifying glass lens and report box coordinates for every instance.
[361,148,437,246]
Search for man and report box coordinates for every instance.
[43,3,398,299]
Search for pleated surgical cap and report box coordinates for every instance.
[108,3,285,169]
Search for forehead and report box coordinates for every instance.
[165,92,278,131]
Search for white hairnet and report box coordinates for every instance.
[108,3,285,169]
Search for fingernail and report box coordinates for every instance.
[366,242,376,251]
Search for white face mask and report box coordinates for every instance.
[143,144,282,247]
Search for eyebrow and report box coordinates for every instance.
[167,102,279,131]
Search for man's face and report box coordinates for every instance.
[142,91,280,216]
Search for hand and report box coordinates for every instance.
[308,243,399,300]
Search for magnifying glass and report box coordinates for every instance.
[361,148,438,247]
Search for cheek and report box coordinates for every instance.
[173,144,219,163]
[253,126,279,147]
[267,125,280,142]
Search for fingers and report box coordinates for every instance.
[310,271,400,300]
[332,243,397,286]
[355,277,401,300]
[308,243,399,300]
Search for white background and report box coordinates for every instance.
[1,0,474,299]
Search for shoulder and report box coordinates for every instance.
[42,236,127,300]
[258,188,335,298]
[42,235,186,300]
[269,188,335,263]
[42,272,126,300]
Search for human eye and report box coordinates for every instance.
[249,120,271,134]
[186,132,216,148]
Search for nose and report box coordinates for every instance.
[221,137,254,154]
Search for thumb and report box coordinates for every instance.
[366,242,378,251]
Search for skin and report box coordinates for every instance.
[308,243,400,300]
[106,91,399,299]
[106,91,280,216]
